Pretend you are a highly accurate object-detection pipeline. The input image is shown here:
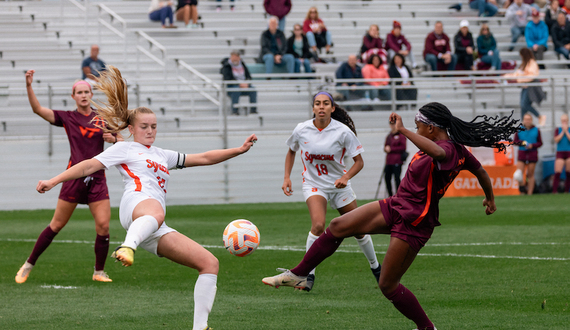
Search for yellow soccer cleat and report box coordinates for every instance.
[92,270,113,282]
[15,262,34,284]
[111,246,135,267]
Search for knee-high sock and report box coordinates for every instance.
[291,228,343,276]
[94,234,110,271]
[28,226,58,265]
[122,215,159,250]
[355,235,379,269]
[306,231,319,275]
[384,283,433,329]
[553,173,561,193]
[193,274,217,330]
[565,172,570,193]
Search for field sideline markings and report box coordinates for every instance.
[2,238,569,261]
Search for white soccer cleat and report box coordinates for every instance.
[262,268,308,289]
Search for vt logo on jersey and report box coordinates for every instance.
[79,126,101,138]
[146,159,170,174]
[304,152,335,164]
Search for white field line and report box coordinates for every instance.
[40,285,79,289]
[2,238,569,261]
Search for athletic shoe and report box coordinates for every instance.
[203,327,213,330]
[15,262,34,284]
[262,268,308,289]
[371,264,382,283]
[302,274,315,292]
[111,246,135,267]
[92,270,113,282]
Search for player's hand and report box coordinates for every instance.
[384,145,391,153]
[282,178,293,196]
[239,134,258,153]
[25,70,35,87]
[389,112,404,132]
[37,179,56,194]
[334,176,348,189]
[102,132,117,143]
[483,198,496,215]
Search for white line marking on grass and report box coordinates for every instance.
[40,285,79,289]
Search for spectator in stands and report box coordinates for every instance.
[503,0,542,10]
[221,51,257,115]
[175,0,198,29]
[552,114,570,193]
[545,0,562,32]
[360,24,387,64]
[477,23,503,70]
[513,114,542,195]
[386,21,417,68]
[335,54,365,102]
[148,0,177,29]
[454,20,476,71]
[287,24,313,73]
[361,54,391,102]
[525,9,549,64]
[387,53,417,109]
[259,16,295,74]
[552,12,570,60]
[563,0,570,18]
[469,0,499,17]
[264,0,291,32]
[303,7,333,54]
[423,21,457,71]
[506,0,534,51]
[216,0,234,12]
[82,44,106,84]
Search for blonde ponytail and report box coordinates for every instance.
[90,65,131,133]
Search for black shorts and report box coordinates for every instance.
[177,0,197,10]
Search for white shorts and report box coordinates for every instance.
[302,184,356,210]
[119,192,177,256]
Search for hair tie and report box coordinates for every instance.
[313,91,334,104]
[72,80,92,93]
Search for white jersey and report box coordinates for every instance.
[94,141,182,208]
[286,118,364,192]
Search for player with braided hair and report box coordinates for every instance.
[263,102,522,329]
[279,91,381,292]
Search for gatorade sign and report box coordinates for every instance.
[445,165,519,197]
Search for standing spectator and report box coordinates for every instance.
[506,0,534,51]
[545,0,562,32]
[361,54,391,102]
[477,23,502,70]
[383,121,407,196]
[454,20,476,70]
[386,21,417,68]
[551,12,570,60]
[423,21,457,71]
[335,54,365,101]
[264,0,291,32]
[148,0,177,28]
[469,0,499,17]
[525,9,549,63]
[513,114,542,195]
[360,24,387,64]
[287,23,313,73]
[220,51,257,115]
[175,0,198,29]
[81,44,106,84]
[552,114,570,193]
[387,53,417,108]
[303,7,333,54]
[259,16,295,74]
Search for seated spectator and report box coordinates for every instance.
[259,16,295,74]
[469,0,498,17]
[423,21,457,71]
[563,0,570,20]
[526,9,549,64]
[506,0,533,51]
[454,20,476,70]
[545,0,562,32]
[504,0,542,10]
[387,53,417,109]
[361,54,391,102]
[335,54,365,101]
[176,0,198,29]
[287,24,313,73]
[264,0,291,32]
[552,12,570,60]
[81,44,106,84]
[148,0,177,29]
[303,7,333,54]
[477,23,502,70]
[221,51,257,115]
[360,24,387,64]
[386,21,417,68]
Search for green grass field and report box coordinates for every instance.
[1,195,569,329]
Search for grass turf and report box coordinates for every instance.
[0,195,569,329]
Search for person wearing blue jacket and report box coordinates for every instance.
[525,10,549,64]
[513,114,543,195]
[477,23,502,70]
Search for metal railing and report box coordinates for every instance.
[97,3,127,68]
[135,30,167,80]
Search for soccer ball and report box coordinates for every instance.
[222,219,260,257]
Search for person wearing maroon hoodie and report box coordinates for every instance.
[264,0,291,32]
[386,21,417,68]
[423,21,457,71]
[384,121,407,196]
[360,24,387,64]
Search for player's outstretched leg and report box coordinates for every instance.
[262,268,308,289]
[111,246,135,267]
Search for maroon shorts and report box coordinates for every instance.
[517,150,538,164]
[379,198,432,253]
[58,175,109,204]
[556,151,570,160]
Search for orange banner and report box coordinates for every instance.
[445,165,519,197]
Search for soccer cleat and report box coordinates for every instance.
[302,274,315,292]
[262,268,308,289]
[92,270,113,282]
[203,327,213,330]
[371,264,382,283]
[111,246,135,267]
[15,262,34,284]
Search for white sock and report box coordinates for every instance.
[306,231,319,276]
[193,273,217,330]
[122,215,159,250]
[355,235,379,269]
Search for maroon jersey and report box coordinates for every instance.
[391,140,481,235]
[53,109,105,178]
[385,132,407,165]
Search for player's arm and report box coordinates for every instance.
[390,112,446,161]
[335,154,363,189]
[282,148,296,196]
[37,159,106,193]
[183,134,257,167]
[469,165,496,215]
[25,70,55,124]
